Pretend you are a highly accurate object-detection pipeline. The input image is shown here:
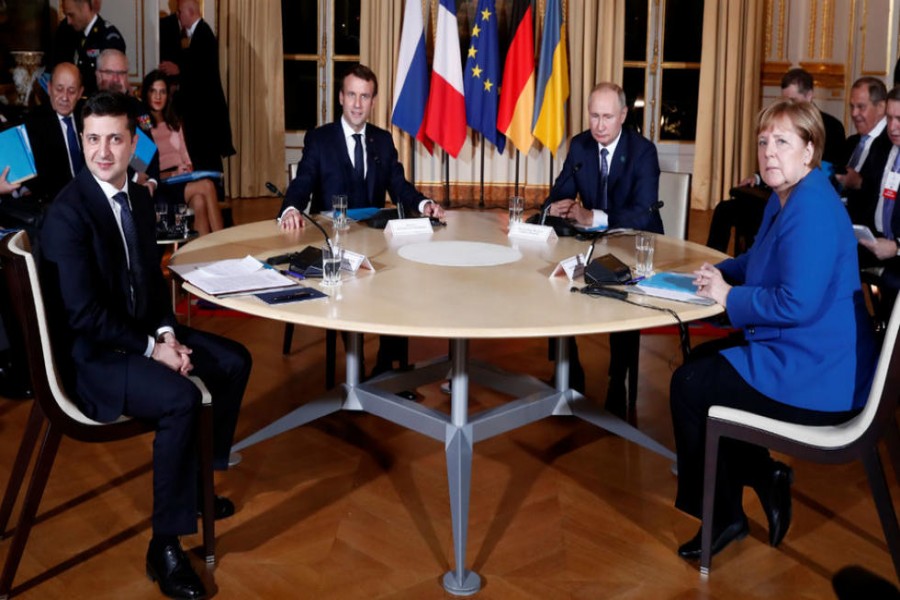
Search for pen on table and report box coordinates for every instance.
[280,268,306,279]
[625,276,646,285]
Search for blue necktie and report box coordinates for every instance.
[353,133,365,180]
[112,192,143,315]
[847,134,869,170]
[884,153,900,239]
[63,115,84,175]
[599,147,609,211]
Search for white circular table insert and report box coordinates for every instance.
[398,240,522,267]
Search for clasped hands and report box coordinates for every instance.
[151,331,193,376]
[693,262,731,307]
[546,199,593,227]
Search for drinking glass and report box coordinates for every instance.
[508,196,524,227]
[635,232,656,277]
[321,243,343,286]
[332,194,349,230]
[173,204,188,236]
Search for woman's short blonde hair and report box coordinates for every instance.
[757,99,824,168]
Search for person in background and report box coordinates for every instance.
[670,99,876,562]
[142,70,222,235]
[49,0,125,97]
[857,85,900,324]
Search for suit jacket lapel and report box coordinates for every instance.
[365,128,377,203]
[608,130,629,195]
[78,171,132,297]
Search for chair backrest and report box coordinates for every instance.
[658,171,691,240]
[852,297,900,446]
[0,232,136,437]
[289,161,298,184]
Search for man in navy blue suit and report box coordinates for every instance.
[279,64,444,376]
[546,82,663,415]
[41,92,251,600]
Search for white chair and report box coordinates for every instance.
[699,299,900,578]
[658,171,691,240]
[0,232,217,599]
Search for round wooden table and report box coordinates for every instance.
[171,210,726,595]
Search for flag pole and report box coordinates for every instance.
[443,150,451,207]
[514,150,520,196]
[479,137,485,208]
[548,153,554,195]
[411,139,417,186]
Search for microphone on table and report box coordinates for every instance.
[539,161,583,225]
[266,181,333,249]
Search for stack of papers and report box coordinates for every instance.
[633,272,716,305]
[178,256,295,296]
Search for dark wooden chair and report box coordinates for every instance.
[0,231,216,599]
[699,299,900,579]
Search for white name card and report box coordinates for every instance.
[342,249,374,273]
[385,217,434,236]
[508,222,556,242]
[550,254,587,281]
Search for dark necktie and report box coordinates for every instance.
[352,133,365,181]
[63,115,84,175]
[883,152,900,239]
[847,134,870,170]
[112,192,143,315]
[599,147,609,211]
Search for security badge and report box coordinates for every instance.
[884,171,900,201]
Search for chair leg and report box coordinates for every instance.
[325,330,336,389]
[0,425,62,599]
[282,324,295,355]
[198,403,215,564]
[699,425,722,576]
[883,420,900,488]
[862,447,900,582]
[0,403,45,536]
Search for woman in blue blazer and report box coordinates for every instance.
[671,99,878,561]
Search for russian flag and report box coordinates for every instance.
[392,0,433,152]
[424,0,466,158]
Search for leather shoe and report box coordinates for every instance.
[677,516,749,561]
[197,495,235,520]
[755,460,794,547]
[146,539,206,599]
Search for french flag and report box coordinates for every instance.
[391,0,432,152]
[423,0,466,158]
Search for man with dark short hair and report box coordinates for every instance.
[41,91,251,600]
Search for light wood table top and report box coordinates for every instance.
[171,210,726,338]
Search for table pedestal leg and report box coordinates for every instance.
[442,338,481,596]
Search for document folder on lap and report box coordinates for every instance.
[161,170,224,185]
[130,129,157,173]
[0,125,37,184]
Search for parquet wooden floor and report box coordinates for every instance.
[0,201,896,599]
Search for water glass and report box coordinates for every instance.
[321,243,343,286]
[173,203,188,236]
[635,232,656,277]
[155,202,169,234]
[332,194,349,230]
[508,196,524,227]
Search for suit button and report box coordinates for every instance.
[747,327,755,335]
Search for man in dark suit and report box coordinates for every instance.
[858,86,900,323]
[49,0,125,97]
[24,62,84,204]
[40,92,251,600]
[280,64,444,376]
[545,82,662,415]
[158,0,234,173]
[837,77,891,227]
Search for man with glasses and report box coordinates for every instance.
[50,0,125,96]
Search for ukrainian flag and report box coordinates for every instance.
[532,0,569,157]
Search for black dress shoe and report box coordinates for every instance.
[197,495,235,520]
[677,516,749,561]
[755,460,793,547]
[146,539,207,599]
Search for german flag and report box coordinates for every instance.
[496,0,535,154]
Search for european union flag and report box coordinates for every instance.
[464,0,506,153]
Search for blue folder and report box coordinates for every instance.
[0,125,37,184]
[130,128,157,173]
